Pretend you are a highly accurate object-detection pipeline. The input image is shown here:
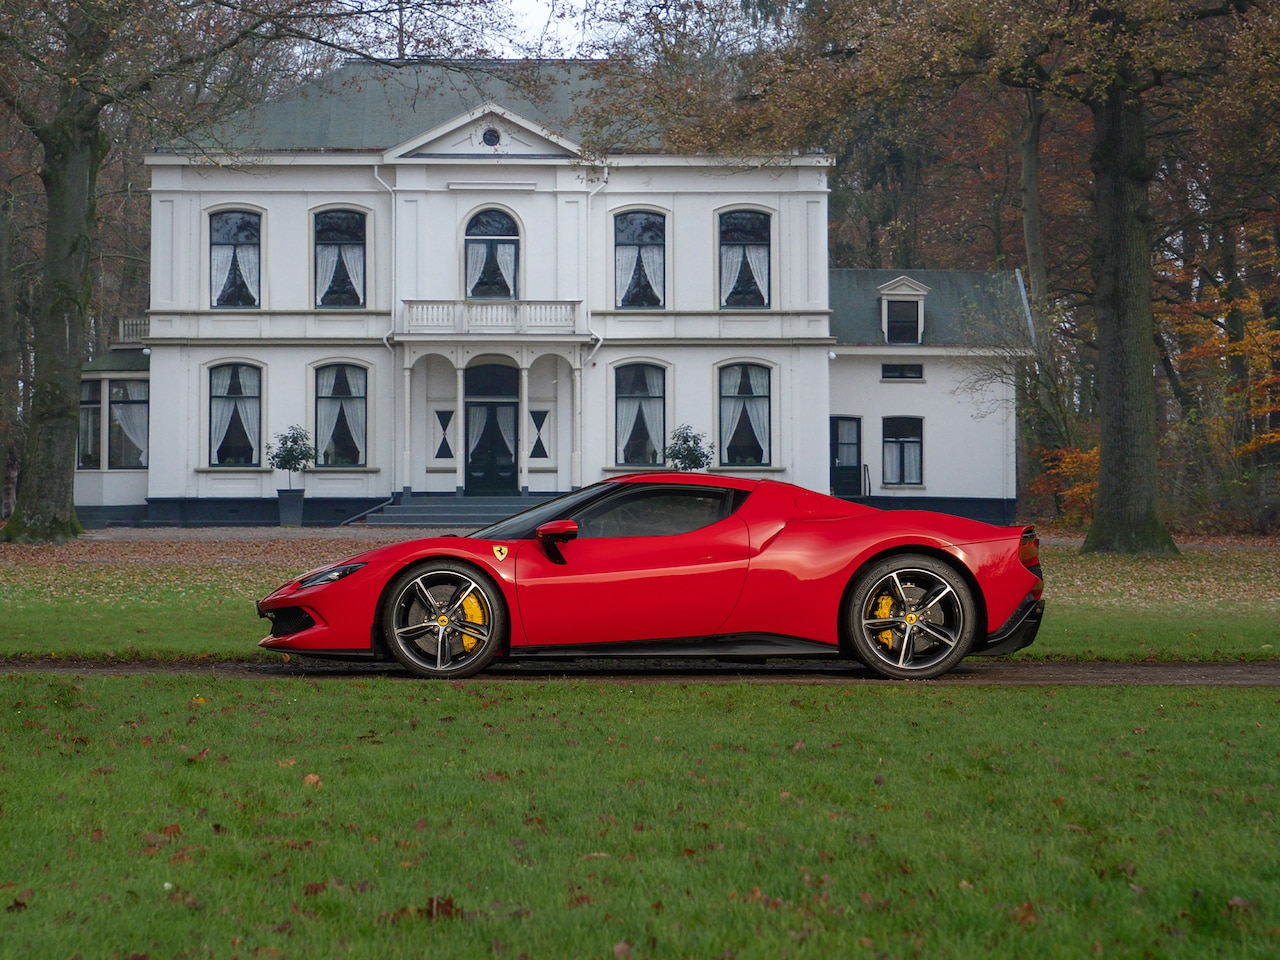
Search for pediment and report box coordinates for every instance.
[386,104,581,161]
[876,275,932,297]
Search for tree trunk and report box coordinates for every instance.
[0,191,19,519]
[1081,83,1177,554]
[3,104,107,542]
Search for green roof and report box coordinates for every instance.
[829,269,1032,347]
[83,349,150,373]
[172,60,609,155]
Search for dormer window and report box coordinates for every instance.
[878,276,929,345]
[886,300,921,344]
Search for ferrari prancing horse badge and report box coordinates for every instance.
[492,545,508,561]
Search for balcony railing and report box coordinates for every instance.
[403,300,581,335]
[117,317,149,343]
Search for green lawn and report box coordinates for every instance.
[0,540,1277,663]
[2,677,1277,958]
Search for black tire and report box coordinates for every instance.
[846,554,976,680]
[381,560,507,679]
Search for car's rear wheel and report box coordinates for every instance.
[382,561,506,679]
[847,555,976,679]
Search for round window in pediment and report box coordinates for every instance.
[482,127,501,147]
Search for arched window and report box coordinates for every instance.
[465,210,519,299]
[315,363,368,467]
[615,363,665,465]
[315,210,366,307]
[615,212,665,308]
[209,363,261,466]
[719,363,770,465]
[718,211,770,308]
[210,211,261,307]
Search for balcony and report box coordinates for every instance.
[403,300,582,336]
[117,317,150,344]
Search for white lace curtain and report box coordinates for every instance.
[884,439,922,484]
[314,245,365,305]
[110,382,149,466]
[315,365,367,465]
[719,365,769,461]
[719,244,768,306]
[615,245,665,306]
[211,244,259,305]
[209,365,260,464]
[615,366,664,463]
[466,241,517,297]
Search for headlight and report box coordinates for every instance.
[297,562,367,589]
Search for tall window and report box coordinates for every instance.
[315,364,367,467]
[886,300,922,344]
[78,381,101,469]
[210,363,261,466]
[108,381,149,469]
[719,363,770,466]
[465,210,519,299]
[210,211,261,308]
[615,363,665,465]
[615,212,665,308]
[883,417,923,485]
[315,210,366,307]
[719,211,770,308]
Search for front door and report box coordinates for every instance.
[465,402,518,494]
[830,416,862,497]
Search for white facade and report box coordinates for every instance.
[75,63,1025,526]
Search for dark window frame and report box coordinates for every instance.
[882,416,924,486]
[314,209,367,308]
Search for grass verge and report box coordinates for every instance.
[2,676,1277,958]
[3,541,1278,662]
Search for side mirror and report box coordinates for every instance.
[535,519,578,564]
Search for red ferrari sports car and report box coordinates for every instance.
[257,473,1043,680]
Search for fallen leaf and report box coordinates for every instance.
[1009,900,1041,928]
[303,773,322,789]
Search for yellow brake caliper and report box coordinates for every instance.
[459,593,487,653]
[872,594,897,650]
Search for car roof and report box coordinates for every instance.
[605,472,765,493]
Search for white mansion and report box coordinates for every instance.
[75,60,1029,527]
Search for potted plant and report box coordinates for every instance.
[664,424,714,471]
[266,425,315,526]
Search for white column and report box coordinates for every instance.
[571,359,583,489]
[401,364,411,493]
[519,364,530,494]
[454,364,466,494]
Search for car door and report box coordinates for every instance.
[512,484,751,647]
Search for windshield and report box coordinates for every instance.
[468,481,617,540]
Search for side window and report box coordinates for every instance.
[315,363,367,467]
[719,210,770,308]
[465,209,519,299]
[108,380,149,469]
[573,487,734,538]
[615,363,665,465]
[78,380,102,469]
[315,210,366,307]
[210,363,261,466]
[883,416,923,485]
[615,211,665,308]
[719,363,771,466]
[210,211,260,308]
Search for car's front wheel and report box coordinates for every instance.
[846,555,976,680]
[382,561,507,679]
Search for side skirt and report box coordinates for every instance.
[506,635,845,661]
